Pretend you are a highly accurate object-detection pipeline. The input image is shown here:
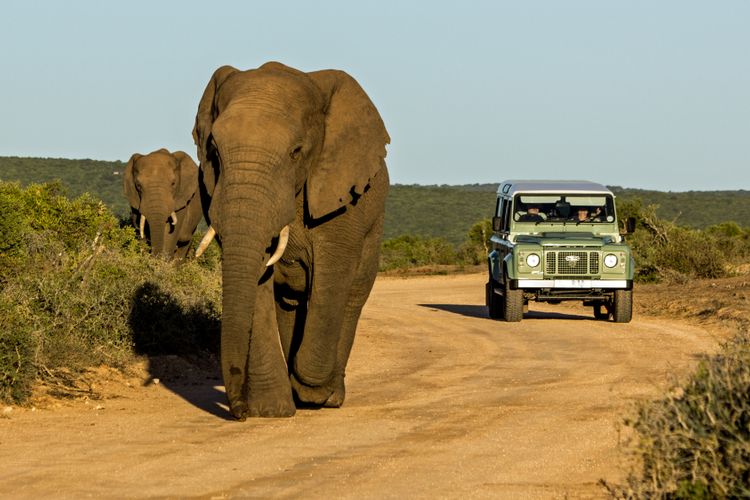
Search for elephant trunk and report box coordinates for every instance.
[220,229,266,418]
[140,204,170,257]
[217,159,293,418]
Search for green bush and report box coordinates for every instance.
[706,222,750,261]
[0,181,221,404]
[625,203,731,282]
[604,330,750,498]
[379,234,457,271]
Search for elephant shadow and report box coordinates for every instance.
[129,282,232,420]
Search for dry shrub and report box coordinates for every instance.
[603,329,750,498]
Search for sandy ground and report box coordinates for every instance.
[0,273,722,499]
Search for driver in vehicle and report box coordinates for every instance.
[519,206,544,222]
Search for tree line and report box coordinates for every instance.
[4,157,750,246]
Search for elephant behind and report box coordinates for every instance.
[193,61,389,418]
[123,149,204,259]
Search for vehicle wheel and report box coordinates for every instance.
[593,302,609,320]
[612,289,633,323]
[503,281,524,322]
[486,282,504,319]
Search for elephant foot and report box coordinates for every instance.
[323,374,345,408]
[229,400,249,421]
[290,373,335,406]
[228,393,295,419]
[247,391,296,418]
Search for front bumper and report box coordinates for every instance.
[512,279,632,289]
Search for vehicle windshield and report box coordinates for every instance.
[513,194,616,224]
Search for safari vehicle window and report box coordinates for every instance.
[513,194,616,223]
[501,197,512,231]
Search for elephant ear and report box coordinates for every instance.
[173,151,198,210]
[123,153,142,210]
[306,69,390,220]
[192,65,239,185]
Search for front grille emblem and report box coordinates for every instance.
[565,255,580,264]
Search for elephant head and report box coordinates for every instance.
[192,62,389,418]
[123,149,200,257]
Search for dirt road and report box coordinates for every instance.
[0,273,719,498]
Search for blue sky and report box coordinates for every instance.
[2,1,748,191]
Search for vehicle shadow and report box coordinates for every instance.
[129,281,233,420]
[420,303,595,321]
[418,304,488,319]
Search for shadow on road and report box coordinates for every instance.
[420,303,595,321]
[129,281,233,420]
[418,303,488,319]
[524,309,593,321]
[145,356,232,420]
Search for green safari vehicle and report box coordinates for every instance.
[486,180,635,323]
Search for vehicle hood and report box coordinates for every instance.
[515,232,619,247]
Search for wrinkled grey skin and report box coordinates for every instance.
[193,62,389,418]
[124,149,203,259]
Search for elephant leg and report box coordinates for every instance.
[274,290,306,364]
[245,272,296,417]
[324,213,384,408]
[290,244,360,405]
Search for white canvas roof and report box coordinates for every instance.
[497,180,613,196]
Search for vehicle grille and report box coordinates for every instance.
[545,251,600,276]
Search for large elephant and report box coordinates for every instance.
[193,62,389,418]
[123,149,204,259]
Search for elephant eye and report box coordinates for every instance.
[289,145,303,161]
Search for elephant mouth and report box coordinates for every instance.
[195,225,290,267]
[138,212,178,239]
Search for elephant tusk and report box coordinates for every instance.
[169,211,178,226]
[266,225,290,267]
[195,226,216,258]
[139,215,146,239]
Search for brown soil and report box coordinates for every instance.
[0,273,738,498]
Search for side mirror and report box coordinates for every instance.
[620,217,636,235]
[492,216,503,232]
[627,217,636,233]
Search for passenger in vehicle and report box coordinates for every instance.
[574,207,603,222]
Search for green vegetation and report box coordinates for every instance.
[0,181,220,403]
[617,199,741,282]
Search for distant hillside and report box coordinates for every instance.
[609,186,750,230]
[387,184,750,244]
[0,156,128,216]
[1,157,745,245]
[384,184,497,244]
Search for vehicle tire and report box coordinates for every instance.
[486,281,504,319]
[593,302,609,320]
[612,289,633,323]
[503,281,524,322]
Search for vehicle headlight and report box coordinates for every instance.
[604,254,618,268]
[526,253,540,267]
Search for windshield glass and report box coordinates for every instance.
[513,194,616,223]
